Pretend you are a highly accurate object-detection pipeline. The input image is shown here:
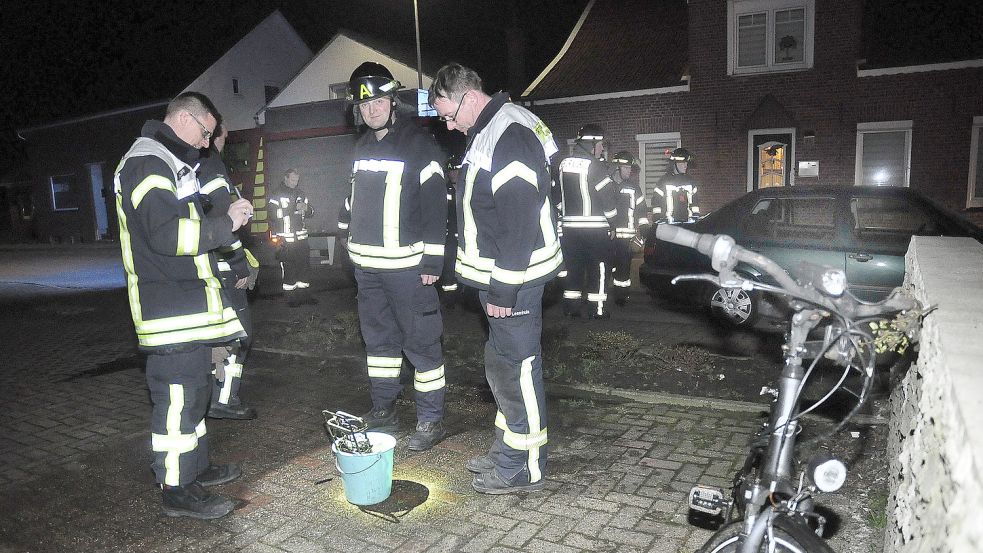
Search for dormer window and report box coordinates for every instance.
[728,0,814,75]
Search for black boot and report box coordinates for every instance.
[161,482,236,519]
[197,463,242,486]
[207,399,257,420]
[408,420,447,451]
[361,406,398,432]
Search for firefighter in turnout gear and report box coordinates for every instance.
[114,92,251,519]
[339,61,449,451]
[268,169,316,306]
[430,62,562,494]
[197,123,259,420]
[438,154,462,309]
[654,147,700,224]
[557,124,618,319]
[609,151,648,306]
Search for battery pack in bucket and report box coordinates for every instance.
[333,431,397,505]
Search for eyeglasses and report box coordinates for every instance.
[187,111,212,140]
[437,91,469,123]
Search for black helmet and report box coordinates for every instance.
[611,151,636,166]
[668,147,692,162]
[347,62,402,104]
[576,124,605,143]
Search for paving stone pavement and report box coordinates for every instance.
[0,280,885,553]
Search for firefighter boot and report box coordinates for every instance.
[361,406,398,433]
[197,463,242,487]
[465,454,496,474]
[472,468,545,495]
[208,380,257,420]
[161,482,236,519]
[408,420,447,451]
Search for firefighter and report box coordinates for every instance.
[197,123,259,420]
[654,147,701,224]
[438,154,462,309]
[338,61,449,451]
[268,168,316,306]
[430,62,562,494]
[114,92,251,519]
[557,124,617,319]
[609,151,648,306]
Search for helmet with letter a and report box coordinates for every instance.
[346,62,402,105]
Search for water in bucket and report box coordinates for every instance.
[333,431,397,505]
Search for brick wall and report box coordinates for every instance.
[526,0,983,221]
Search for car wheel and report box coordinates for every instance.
[708,285,758,327]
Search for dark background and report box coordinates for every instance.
[0,0,590,175]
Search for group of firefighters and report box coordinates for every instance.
[113,57,701,520]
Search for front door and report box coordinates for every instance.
[748,130,794,191]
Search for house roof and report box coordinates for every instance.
[521,0,688,101]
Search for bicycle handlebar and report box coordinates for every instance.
[655,224,920,318]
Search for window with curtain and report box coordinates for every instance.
[856,122,911,187]
[729,0,814,75]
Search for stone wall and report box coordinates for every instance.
[887,236,983,552]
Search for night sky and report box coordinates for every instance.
[0,0,589,175]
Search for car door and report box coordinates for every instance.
[738,195,847,284]
[845,192,939,301]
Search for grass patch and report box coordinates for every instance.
[865,492,889,529]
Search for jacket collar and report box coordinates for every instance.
[141,120,201,166]
[469,91,510,138]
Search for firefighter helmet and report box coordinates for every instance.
[347,62,402,104]
[576,124,605,143]
[668,147,692,162]
[611,151,637,166]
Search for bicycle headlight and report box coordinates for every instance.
[819,269,847,297]
[807,453,847,492]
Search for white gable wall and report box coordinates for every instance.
[266,33,431,111]
[182,11,312,131]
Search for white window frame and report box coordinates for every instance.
[727,0,815,76]
[747,128,796,191]
[968,116,983,208]
[49,174,80,212]
[636,132,681,198]
[855,121,912,188]
[328,83,349,100]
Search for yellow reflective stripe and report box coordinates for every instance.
[491,160,537,195]
[244,248,259,268]
[415,365,446,393]
[153,384,195,486]
[176,219,200,255]
[349,251,423,270]
[135,306,237,334]
[131,175,174,210]
[638,217,650,226]
[195,419,207,438]
[199,177,230,195]
[612,279,631,287]
[563,291,581,299]
[368,366,401,378]
[604,209,617,218]
[519,355,544,481]
[423,242,444,256]
[595,177,611,191]
[456,242,562,286]
[346,241,424,259]
[138,318,244,348]
[368,356,402,367]
[420,160,444,184]
[495,411,549,450]
[225,363,243,378]
[338,222,350,230]
[491,265,526,285]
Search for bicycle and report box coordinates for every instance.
[654,225,924,553]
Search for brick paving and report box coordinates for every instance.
[0,272,886,553]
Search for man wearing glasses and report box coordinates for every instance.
[114,92,254,519]
[429,63,562,494]
[338,62,449,451]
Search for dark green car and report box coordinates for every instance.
[640,186,983,329]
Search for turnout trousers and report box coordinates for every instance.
[354,268,446,422]
[611,238,633,303]
[213,277,251,405]
[560,228,613,317]
[278,238,311,293]
[480,285,548,484]
[147,346,211,486]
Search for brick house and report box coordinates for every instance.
[521,0,983,224]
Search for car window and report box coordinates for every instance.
[850,196,937,251]
[743,197,837,244]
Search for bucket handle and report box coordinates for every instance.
[334,454,384,476]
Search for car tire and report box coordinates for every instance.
[708,285,759,328]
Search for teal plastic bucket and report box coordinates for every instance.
[332,432,396,505]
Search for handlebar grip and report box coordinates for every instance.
[655,224,718,256]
